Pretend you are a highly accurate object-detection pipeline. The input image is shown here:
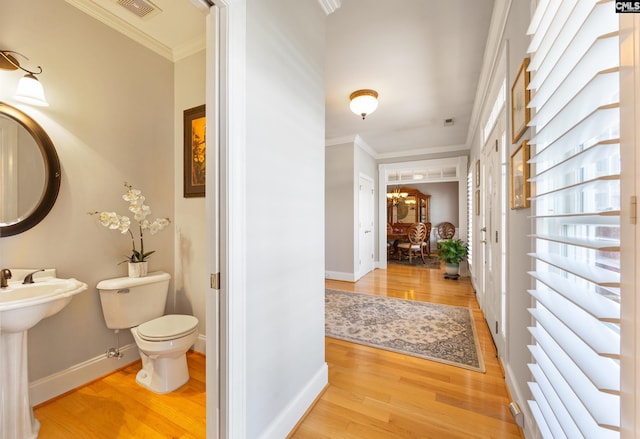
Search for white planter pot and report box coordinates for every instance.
[128,261,148,278]
[444,262,459,276]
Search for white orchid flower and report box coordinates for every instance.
[90,183,171,264]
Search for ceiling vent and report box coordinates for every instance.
[115,0,162,19]
[443,118,454,127]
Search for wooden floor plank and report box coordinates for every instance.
[35,264,523,438]
[34,352,206,438]
[291,264,524,438]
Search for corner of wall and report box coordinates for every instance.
[258,363,328,439]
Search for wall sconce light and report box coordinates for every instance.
[349,89,378,120]
[0,50,49,107]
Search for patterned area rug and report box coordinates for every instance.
[388,255,441,269]
[325,289,485,372]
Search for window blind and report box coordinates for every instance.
[526,1,620,438]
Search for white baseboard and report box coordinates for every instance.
[194,333,206,354]
[258,362,329,439]
[30,332,208,406]
[29,343,141,406]
[325,270,356,282]
[504,362,540,439]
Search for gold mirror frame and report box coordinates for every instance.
[0,102,61,237]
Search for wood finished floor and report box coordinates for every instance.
[33,352,206,438]
[290,263,524,439]
[34,263,523,438]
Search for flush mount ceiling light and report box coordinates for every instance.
[0,50,48,107]
[349,89,378,120]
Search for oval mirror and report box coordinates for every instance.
[0,102,61,237]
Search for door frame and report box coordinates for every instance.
[378,157,468,269]
[209,0,247,437]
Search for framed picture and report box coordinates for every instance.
[183,105,206,198]
[475,160,480,188]
[511,57,530,144]
[510,140,530,209]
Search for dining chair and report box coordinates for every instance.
[397,222,427,264]
[436,222,456,240]
[422,222,432,256]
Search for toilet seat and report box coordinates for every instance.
[137,315,198,342]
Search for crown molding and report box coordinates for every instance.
[325,135,469,160]
[375,143,469,160]
[174,37,206,61]
[65,0,204,62]
[466,0,512,146]
[353,134,377,158]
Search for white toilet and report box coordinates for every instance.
[96,271,199,394]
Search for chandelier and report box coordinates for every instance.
[386,187,408,205]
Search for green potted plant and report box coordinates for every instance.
[436,238,469,277]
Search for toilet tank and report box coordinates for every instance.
[97,271,171,330]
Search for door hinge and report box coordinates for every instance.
[631,196,637,225]
[210,272,220,290]
[495,231,498,243]
[495,321,499,334]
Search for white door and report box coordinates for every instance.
[358,174,375,278]
[481,134,504,354]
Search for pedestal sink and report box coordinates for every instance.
[0,270,87,439]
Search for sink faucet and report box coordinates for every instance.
[23,269,45,284]
[1,269,12,288]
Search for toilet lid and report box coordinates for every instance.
[137,315,198,341]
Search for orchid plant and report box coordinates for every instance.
[89,183,171,263]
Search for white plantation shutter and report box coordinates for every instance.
[526,1,620,438]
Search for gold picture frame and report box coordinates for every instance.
[511,58,530,144]
[183,105,206,198]
[510,140,530,209]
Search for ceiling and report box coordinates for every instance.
[326,0,494,157]
[67,0,495,159]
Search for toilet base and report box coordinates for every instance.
[136,351,190,394]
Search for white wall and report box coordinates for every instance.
[244,0,327,436]
[326,143,355,277]
[173,51,207,345]
[503,4,535,437]
[0,0,191,395]
[325,138,377,280]
[467,0,534,437]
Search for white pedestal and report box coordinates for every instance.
[0,331,40,439]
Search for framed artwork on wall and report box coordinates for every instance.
[511,57,530,144]
[183,105,206,198]
[510,140,530,209]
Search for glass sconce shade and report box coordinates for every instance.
[15,74,48,107]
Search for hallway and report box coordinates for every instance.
[291,263,523,438]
